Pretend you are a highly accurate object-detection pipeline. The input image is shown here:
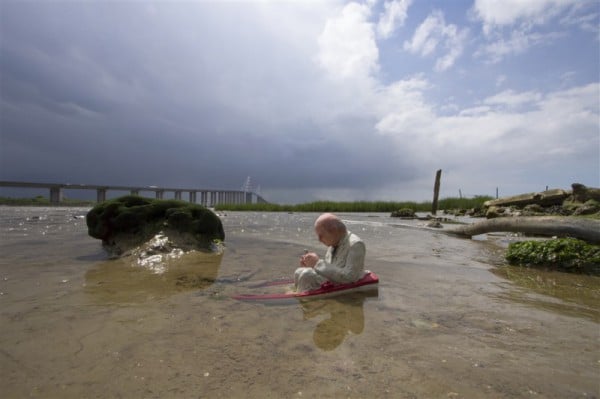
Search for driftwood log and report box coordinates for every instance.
[444,216,600,244]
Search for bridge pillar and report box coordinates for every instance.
[130,190,139,196]
[175,191,182,200]
[210,192,217,206]
[189,191,196,203]
[49,187,63,204]
[200,192,206,206]
[155,190,164,200]
[246,192,252,204]
[97,189,107,203]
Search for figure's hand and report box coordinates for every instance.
[300,252,319,268]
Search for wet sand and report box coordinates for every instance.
[0,208,598,398]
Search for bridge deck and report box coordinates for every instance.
[0,181,266,205]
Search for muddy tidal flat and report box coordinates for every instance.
[0,207,598,398]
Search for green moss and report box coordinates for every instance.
[390,208,416,217]
[506,238,600,275]
[86,195,224,247]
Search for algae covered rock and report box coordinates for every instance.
[391,208,416,218]
[571,183,600,203]
[505,238,600,275]
[86,195,225,256]
[482,183,600,218]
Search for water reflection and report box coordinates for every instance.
[84,251,223,304]
[491,266,600,322]
[300,290,378,351]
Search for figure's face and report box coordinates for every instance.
[315,225,338,247]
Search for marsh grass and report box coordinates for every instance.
[1,195,494,213]
[215,196,493,213]
[0,195,94,206]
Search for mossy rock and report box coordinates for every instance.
[571,183,600,203]
[486,206,506,219]
[391,208,416,218]
[86,195,225,254]
[505,238,600,275]
[523,203,544,214]
[444,209,467,217]
[572,199,600,216]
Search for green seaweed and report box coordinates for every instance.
[505,238,600,275]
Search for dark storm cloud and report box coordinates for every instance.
[0,1,415,202]
[3,0,597,205]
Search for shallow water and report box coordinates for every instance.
[0,207,598,398]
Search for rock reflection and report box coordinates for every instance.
[300,290,378,351]
[84,251,223,304]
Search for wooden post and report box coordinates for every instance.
[432,169,442,215]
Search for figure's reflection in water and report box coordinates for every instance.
[300,290,378,351]
[84,251,223,304]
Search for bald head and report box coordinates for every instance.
[314,213,347,246]
[315,213,346,232]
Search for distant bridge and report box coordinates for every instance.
[0,181,268,206]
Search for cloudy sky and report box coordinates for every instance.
[1,0,598,203]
